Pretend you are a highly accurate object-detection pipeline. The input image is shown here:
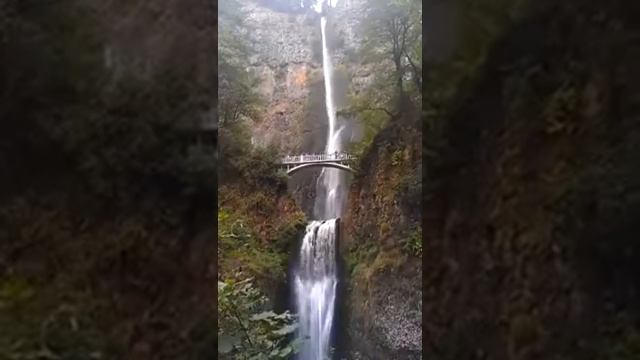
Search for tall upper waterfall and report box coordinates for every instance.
[313,2,348,220]
[294,1,345,359]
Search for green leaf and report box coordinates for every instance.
[250,311,277,321]
[273,324,298,336]
[279,346,293,357]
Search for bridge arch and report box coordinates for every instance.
[286,162,354,175]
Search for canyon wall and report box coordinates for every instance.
[240,0,368,215]
[342,108,423,360]
[238,2,423,359]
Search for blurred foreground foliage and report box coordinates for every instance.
[218,277,300,360]
[0,0,216,358]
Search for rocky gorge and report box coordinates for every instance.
[228,0,423,359]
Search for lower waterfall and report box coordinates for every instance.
[293,220,338,360]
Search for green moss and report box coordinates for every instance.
[391,149,404,166]
[400,226,422,257]
[346,242,379,277]
[366,248,404,279]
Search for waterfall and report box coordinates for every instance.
[294,1,345,359]
[294,220,338,360]
[314,13,347,220]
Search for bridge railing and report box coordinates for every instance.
[281,152,354,164]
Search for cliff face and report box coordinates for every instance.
[424,1,640,358]
[342,109,422,360]
[242,0,318,153]
[241,0,369,215]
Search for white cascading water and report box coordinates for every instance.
[295,220,338,360]
[315,13,346,220]
[294,1,344,359]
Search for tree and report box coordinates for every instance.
[338,72,398,169]
[403,1,422,92]
[218,277,301,359]
[218,0,262,126]
[360,0,422,97]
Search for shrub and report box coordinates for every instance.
[346,242,379,276]
[391,149,404,166]
[218,209,287,284]
[400,227,422,257]
[218,277,300,359]
[273,211,307,251]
